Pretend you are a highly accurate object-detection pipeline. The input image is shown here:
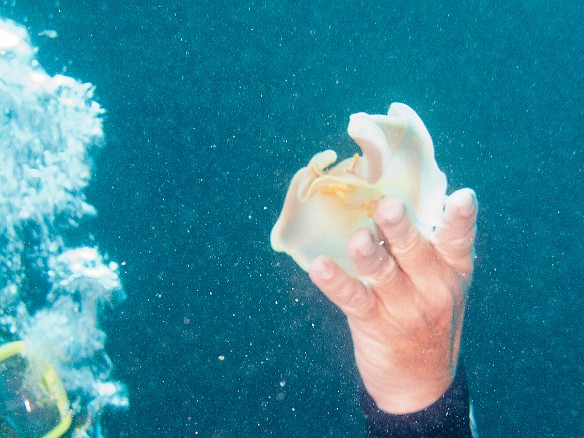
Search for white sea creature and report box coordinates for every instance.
[271,103,447,277]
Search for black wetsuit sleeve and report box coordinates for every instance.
[360,363,473,438]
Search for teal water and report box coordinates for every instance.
[1,0,582,436]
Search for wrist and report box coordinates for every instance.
[360,363,473,436]
[367,372,454,414]
[355,346,457,414]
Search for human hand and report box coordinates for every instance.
[308,189,477,414]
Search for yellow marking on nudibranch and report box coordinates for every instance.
[319,184,358,207]
[347,153,360,174]
[363,198,382,217]
[319,184,381,214]
[310,162,323,178]
[319,185,356,196]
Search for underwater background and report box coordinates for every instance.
[1,0,583,436]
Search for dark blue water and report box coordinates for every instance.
[2,0,583,436]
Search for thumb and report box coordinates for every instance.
[434,188,478,274]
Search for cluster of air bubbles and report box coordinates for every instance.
[0,18,128,437]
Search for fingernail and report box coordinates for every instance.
[457,191,477,217]
[377,197,404,225]
[315,258,334,280]
[355,232,375,257]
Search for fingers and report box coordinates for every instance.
[309,256,378,321]
[434,188,478,272]
[310,191,477,319]
[346,229,390,277]
[373,197,434,277]
[346,228,407,302]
